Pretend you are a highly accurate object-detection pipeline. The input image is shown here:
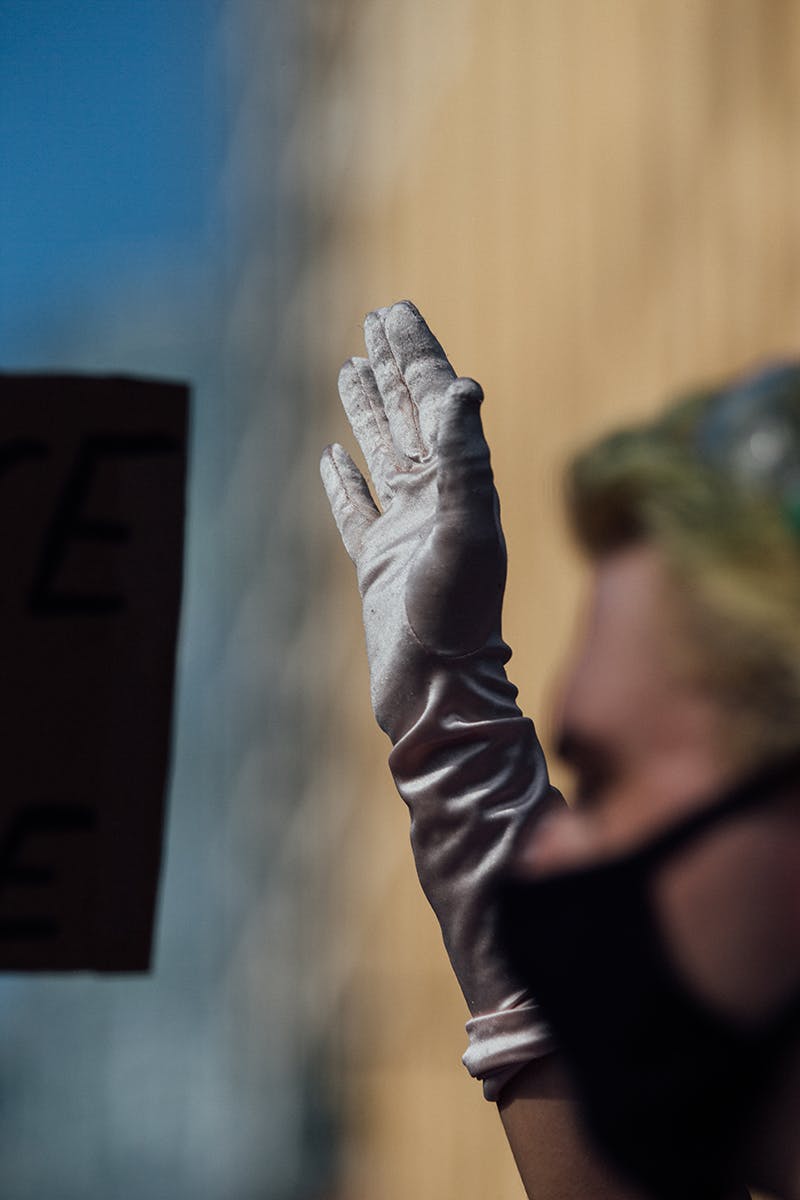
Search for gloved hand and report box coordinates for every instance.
[320,300,563,1098]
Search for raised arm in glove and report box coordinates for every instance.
[320,299,563,1098]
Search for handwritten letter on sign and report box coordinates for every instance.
[0,374,189,971]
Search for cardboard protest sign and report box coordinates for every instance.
[0,373,189,970]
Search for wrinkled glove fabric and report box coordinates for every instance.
[320,301,562,1098]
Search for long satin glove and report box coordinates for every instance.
[320,301,563,1098]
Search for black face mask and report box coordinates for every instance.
[495,752,800,1200]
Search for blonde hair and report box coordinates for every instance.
[566,375,800,767]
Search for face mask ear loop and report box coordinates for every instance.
[635,747,800,872]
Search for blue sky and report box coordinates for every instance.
[0,0,220,357]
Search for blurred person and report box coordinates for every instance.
[320,301,800,1200]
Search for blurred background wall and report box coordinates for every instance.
[0,2,335,1196]
[1,1,799,1197]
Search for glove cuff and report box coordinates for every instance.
[462,1002,557,1101]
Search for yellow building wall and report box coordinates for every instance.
[305,3,800,1195]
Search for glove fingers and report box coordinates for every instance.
[337,357,403,508]
[365,302,455,460]
[320,443,379,562]
[437,378,497,526]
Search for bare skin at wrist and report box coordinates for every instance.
[498,1054,651,1200]
[498,1054,752,1200]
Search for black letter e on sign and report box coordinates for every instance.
[30,433,181,616]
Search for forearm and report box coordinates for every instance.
[499,1055,660,1200]
[386,647,562,1091]
[388,662,561,993]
